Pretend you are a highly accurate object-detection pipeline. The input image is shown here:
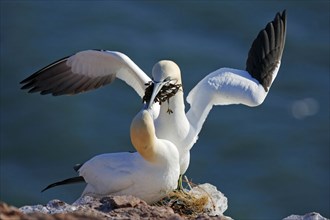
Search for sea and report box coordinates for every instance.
[1,1,329,219]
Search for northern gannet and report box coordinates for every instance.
[150,10,287,187]
[20,10,287,188]
[42,105,180,204]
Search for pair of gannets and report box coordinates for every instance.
[21,10,287,203]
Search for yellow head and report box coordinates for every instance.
[130,110,156,162]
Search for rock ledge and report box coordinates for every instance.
[1,182,328,220]
[2,183,232,220]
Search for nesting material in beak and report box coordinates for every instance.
[143,81,182,108]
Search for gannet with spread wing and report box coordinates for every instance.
[151,10,287,187]
[21,10,287,188]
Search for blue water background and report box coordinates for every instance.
[1,1,329,219]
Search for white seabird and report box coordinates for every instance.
[151,10,287,187]
[42,105,180,204]
[21,10,287,188]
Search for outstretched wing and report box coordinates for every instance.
[186,10,287,141]
[20,50,151,97]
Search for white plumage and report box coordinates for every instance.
[42,108,180,204]
[22,10,287,195]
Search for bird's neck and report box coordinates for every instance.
[130,110,157,163]
[156,90,190,145]
[160,89,186,116]
[130,110,179,166]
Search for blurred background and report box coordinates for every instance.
[1,1,329,219]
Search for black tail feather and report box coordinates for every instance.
[73,163,83,172]
[41,176,85,192]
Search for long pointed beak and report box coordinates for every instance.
[147,80,168,109]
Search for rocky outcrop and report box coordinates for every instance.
[1,183,328,220]
[19,196,183,219]
[283,212,329,220]
[1,183,232,220]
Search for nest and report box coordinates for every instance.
[155,179,210,217]
[143,81,182,106]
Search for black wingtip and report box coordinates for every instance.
[41,176,85,192]
[19,55,71,95]
[245,10,287,92]
[20,79,27,85]
[281,9,287,46]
